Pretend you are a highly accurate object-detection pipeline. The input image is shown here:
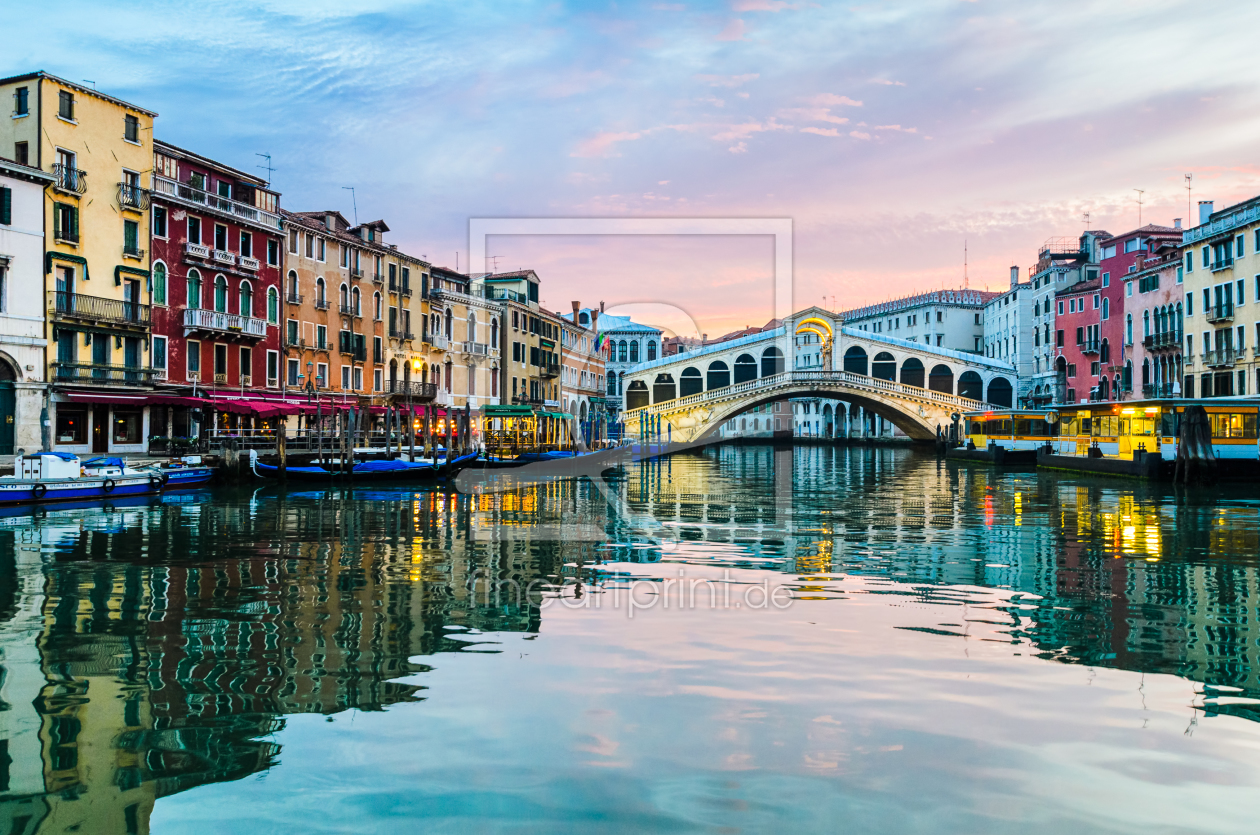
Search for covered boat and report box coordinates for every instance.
[0,453,166,505]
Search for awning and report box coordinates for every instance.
[63,393,208,408]
[484,405,534,416]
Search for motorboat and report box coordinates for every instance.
[135,456,216,489]
[250,450,478,482]
[0,452,167,505]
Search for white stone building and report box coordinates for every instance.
[982,267,1034,406]
[1027,232,1107,404]
[840,288,997,354]
[0,158,55,454]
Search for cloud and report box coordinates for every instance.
[695,73,760,88]
[716,19,746,40]
[813,94,863,107]
[870,78,906,86]
[710,118,792,142]
[569,130,645,158]
[652,2,686,8]
[801,127,842,137]
[875,124,918,133]
[733,0,801,9]
[658,180,671,185]
[849,130,871,140]
[728,141,748,153]
[780,106,849,124]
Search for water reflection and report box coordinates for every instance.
[0,446,1257,832]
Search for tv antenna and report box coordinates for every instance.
[1185,173,1193,223]
[342,186,357,225]
[1082,211,1091,227]
[963,239,969,289]
[256,153,275,186]
[1133,189,1145,226]
[486,255,503,273]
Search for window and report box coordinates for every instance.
[1238,235,1246,258]
[1057,300,1064,315]
[153,205,168,238]
[13,142,27,166]
[342,366,351,390]
[1102,272,1110,287]
[1186,292,1193,316]
[214,275,228,312]
[187,269,202,309]
[214,224,228,251]
[123,219,140,256]
[240,231,253,258]
[152,335,167,372]
[239,281,253,317]
[373,335,383,363]
[53,202,78,243]
[187,340,201,376]
[187,216,202,245]
[287,357,300,386]
[1093,294,1100,310]
[124,114,139,143]
[1203,246,1209,268]
[1186,252,1194,273]
[214,344,228,378]
[286,318,298,345]
[316,324,327,348]
[1101,297,1109,320]
[13,87,28,116]
[340,244,349,269]
[374,368,383,392]
[289,228,299,254]
[1238,279,1246,306]
[316,362,327,387]
[318,238,326,261]
[268,239,279,266]
[305,233,314,258]
[58,90,74,120]
[152,262,167,305]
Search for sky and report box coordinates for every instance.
[9,0,1260,336]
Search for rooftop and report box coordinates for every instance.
[282,209,430,266]
[154,139,275,192]
[0,71,157,117]
[841,289,999,320]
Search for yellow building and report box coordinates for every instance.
[0,72,157,454]
[428,266,501,413]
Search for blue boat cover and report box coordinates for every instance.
[354,460,435,473]
[37,451,80,461]
[83,457,126,468]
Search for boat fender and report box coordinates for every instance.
[102,478,116,494]
[149,475,164,490]
[32,483,47,499]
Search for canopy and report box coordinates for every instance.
[483,405,534,417]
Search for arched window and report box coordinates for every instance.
[187,269,202,309]
[1102,297,1109,320]
[1142,358,1150,385]
[373,292,382,320]
[680,367,703,396]
[900,358,925,388]
[617,340,628,362]
[239,281,253,318]
[871,351,896,381]
[646,340,657,361]
[444,308,453,338]
[733,354,757,383]
[629,341,639,363]
[987,376,1012,407]
[316,277,326,304]
[957,370,983,400]
[761,346,784,376]
[1126,313,1133,346]
[468,311,477,342]
[214,275,228,313]
[339,283,349,310]
[1143,310,1150,338]
[288,270,299,299]
[625,380,649,410]
[607,371,618,395]
[652,373,676,403]
[491,318,499,346]
[928,364,953,393]
[843,346,868,375]
[707,361,730,390]
[1100,339,1110,364]
[152,261,167,305]
[579,311,590,325]
[267,287,279,324]
[351,286,360,315]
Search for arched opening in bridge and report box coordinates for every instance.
[843,346,868,375]
[872,351,896,381]
[734,354,757,383]
[928,364,953,394]
[822,403,834,437]
[900,357,924,388]
[653,374,676,403]
[707,361,730,390]
[957,370,983,400]
[761,346,785,377]
[987,376,1012,407]
[626,380,649,410]
[680,367,703,396]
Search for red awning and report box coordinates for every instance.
[63,393,208,408]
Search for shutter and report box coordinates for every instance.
[70,206,79,240]
[0,187,10,225]
[53,204,61,239]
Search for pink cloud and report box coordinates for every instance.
[869,78,906,86]
[801,127,842,137]
[733,0,801,9]
[875,124,918,133]
[728,141,749,153]
[716,19,746,40]
[710,118,792,142]
[570,130,645,158]
[780,106,849,124]
[695,73,760,87]
[849,130,871,140]
[814,93,863,107]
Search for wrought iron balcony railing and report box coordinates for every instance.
[53,164,87,194]
[151,175,282,232]
[1206,303,1234,324]
[49,290,150,327]
[1210,257,1235,273]
[340,303,360,317]
[387,381,437,401]
[314,298,330,311]
[286,292,304,305]
[1202,348,1238,368]
[183,307,268,338]
[52,362,155,385]
[117,182,150,210]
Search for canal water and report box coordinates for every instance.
[1,445,1259,833]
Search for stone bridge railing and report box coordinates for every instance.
[623,369,987,421]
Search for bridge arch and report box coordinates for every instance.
[761,346,785,376]
[900,357,924,388]
[734,354,757,383]
[680,366,703,396]
[958,370,983,400]
[928,364,953,394]
[653,373,676,403]
[701,386,940,442]
[843,346,868,375]
[707,360,730,389]
[987,376,1013,407]
[872,351,896,381]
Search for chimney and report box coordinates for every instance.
[1173,218,1182,230]
[599,301,605,313]
[1199,200,1214,226]
[325,212,336,231]
[591,310,599,331]
[1010,265,1019,289]
[571,301,580,321]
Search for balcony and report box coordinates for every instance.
[152,174,282,232]
[351,267,364,279]
[1142,330,1182,351]
[123,244,145,261]
[186,242,211,258]
[372,273,384,285]
[387,381,437,401]
[388,278,399,293]
[214,373,228,384]
[183,307,267,339]
[512,395,545,407]
[462,341,495,357]
[49,291,150,328]
[314,298,330,311]
[212,249,236,266]
[117,182,150,211]
[237,255,260,271]
[53,362,155,386]
[340,303,361,318]
[1203,348,1238,368]
[430,334,451,351]
[286,292,304,305]
[1079,339,1100,355]
[1142,383,1176,398]
[1210,257,1235,273]
[1206,303,1234,324]
[241,375,252,387]
[400,284,412,297]
[53,164,87,195]
[540,362,561,378]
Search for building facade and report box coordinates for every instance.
[1124,242,1185,399]
[479,271,562,408]
[841,288,995,354]
[428,266,501,411]
[1181,197,1260,398]
[0,158,55,454]
[982,268,1034,405]
[149,140,285,437]
[0,72,158,454]
[561,303,606,442]
[585,306,663,428]
[1028,233,1106,405]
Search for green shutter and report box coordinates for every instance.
[0,187,10,225]
[53,203,61,239]
[69,206,79,240]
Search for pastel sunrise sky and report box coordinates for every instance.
[11,0,1260,336]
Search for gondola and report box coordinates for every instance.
[251,451,478,482]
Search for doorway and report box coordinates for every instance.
[92,405,109,452]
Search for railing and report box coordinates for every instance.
[186,242,211,258]
[1080,339,1100,354]
[53,164,87,194]
[386,381,437,400]
[372,273,384,284]
[286,292,304,305]
[238,255,260,270]
[462,341,493,356]
[314,298,330,310]
[430,334,450,351]
[183,307,268,338]
[340,303,359,316]
[214,373,228,383]
[212,249,235,265]
[401,284,412,297]
[1142,330,1182,350]
[1206,303,1234,324]
[117,182,150,210]
[52,362,155,385]
[1210,257,1234,272]
[487,288,527,303]
[123,244,145,260]
[402,330,415,341]
[622,369,988,422]
[541,362,561,378]
[1203,348,1238,367]
[388,278,399,292]
[49,290,150,326]
[152,175,283,231]
[241,375,252,387]
[1142,383,1176,398]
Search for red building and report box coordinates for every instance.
[1055,224,1181,403]
[149,140,286,438]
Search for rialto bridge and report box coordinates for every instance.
[621,307,1017,443]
